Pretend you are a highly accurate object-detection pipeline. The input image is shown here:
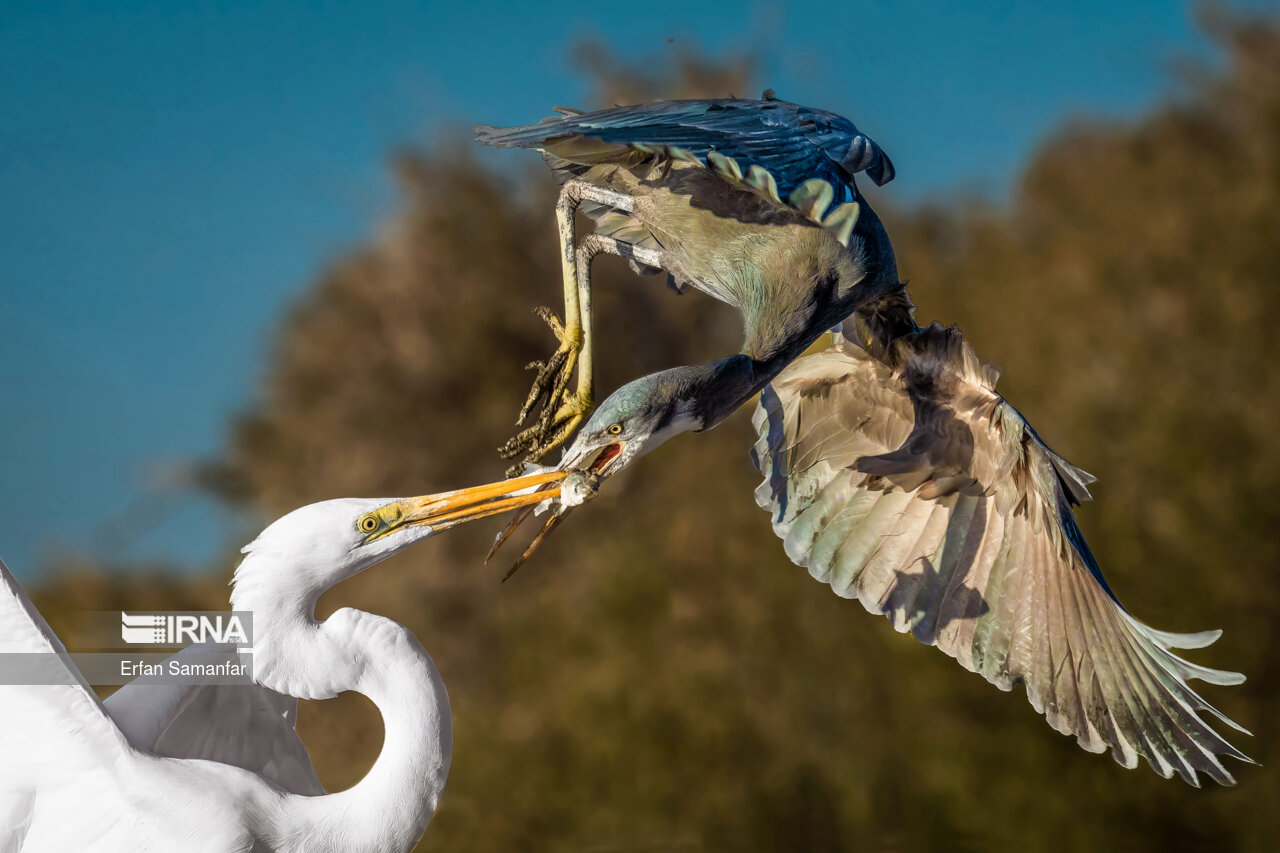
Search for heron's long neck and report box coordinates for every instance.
[232,558,451,852]
[678,353,774,431]
[671,205,905,433]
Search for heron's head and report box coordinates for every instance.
[426,358,755,578]
[560,371,704,482]
[476,366,734,578]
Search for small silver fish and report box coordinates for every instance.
[559,470,600,507]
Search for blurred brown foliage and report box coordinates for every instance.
[31,15,1280,852]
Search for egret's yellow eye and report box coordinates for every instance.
[358,515,380,534]
[607,423,623,436]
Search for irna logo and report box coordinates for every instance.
[120,612,251,646]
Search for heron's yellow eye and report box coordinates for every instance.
[358,514,380,534]
[607,423,623,436]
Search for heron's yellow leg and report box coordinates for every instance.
[531,233,664,461]
[503,182,640,468]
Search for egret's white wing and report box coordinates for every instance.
[0,556,132,780]
[750,324,1251,786]
[105,670,324,795]
[0,551,322,803]
[0,556,134,846]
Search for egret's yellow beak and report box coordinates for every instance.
[361,470,567,542]
[402,470,568,530]
[484,469,600,582]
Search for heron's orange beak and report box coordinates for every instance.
[400,469,568,533]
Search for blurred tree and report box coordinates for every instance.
[572,38,758,106]
[30,14,1280,852]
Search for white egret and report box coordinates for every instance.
[0,469,567,852]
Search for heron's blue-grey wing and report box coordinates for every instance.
[473,97,894,198]
[749,325,1251,786]
[105,656,325,796]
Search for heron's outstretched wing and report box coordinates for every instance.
[473,95,893,199]
[0,556,134,844]
[105,657,324,796]
[749,325,1252,786]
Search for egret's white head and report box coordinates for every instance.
[240,498,433,578]
[229,471,568,613]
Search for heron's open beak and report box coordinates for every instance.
[485,442,625,580]
[397,469,568,533]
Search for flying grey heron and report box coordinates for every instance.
[0,469,561,851]
[474,92,905,468]
[459,96,1252,786]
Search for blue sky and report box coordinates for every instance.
[0,1,1261,579]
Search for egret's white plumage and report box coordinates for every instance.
[103,667,324,797]
[0,476,564,853]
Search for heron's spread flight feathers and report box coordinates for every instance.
[750,325,1251,785]
[473,95,894,197]
[475,98,882,252]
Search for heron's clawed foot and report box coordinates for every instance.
[499,393,592,476]
[500,306,593,474]
[514,306,579,426]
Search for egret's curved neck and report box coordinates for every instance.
[231,554,452,852]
